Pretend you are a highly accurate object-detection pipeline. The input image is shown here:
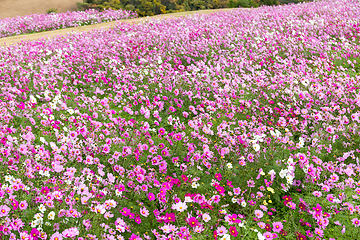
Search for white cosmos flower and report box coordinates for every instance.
[279,169,288,178]
[184,196,193,203]
[270,130,281,138]
[38,204,46,213]
[275,130,281,137]
[268,169,276,175]
[191,182,199,188]
[202,213,211,222]
[4,175,12,182]
[34,213,44,220]
[286,175,294,184]
[30,95,37,104]
[252,134,266,143]
[253,144,260,152]
[219,234,231,240]
[238,222,246,228]
[48,211,55,220]
[270,130,276,137]
[173,202,188,212]
[257,232,266,240]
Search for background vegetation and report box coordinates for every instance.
[76,0,308,17]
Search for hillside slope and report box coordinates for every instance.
[0,8,236,46]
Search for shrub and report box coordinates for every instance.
[46,7,58,14]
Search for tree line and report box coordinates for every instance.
[77,0,308,17]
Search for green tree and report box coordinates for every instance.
[259,0,278,6]
[228,0,257,8]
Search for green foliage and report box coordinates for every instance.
[79,0,230,16]
[77,0,308,17]
[259,0,279,6]
[136,0,167,17]
[46,8,58,14]
[278,0,299,4]
[228,0,258,8]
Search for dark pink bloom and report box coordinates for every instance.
[148,192,156,201]
[187,217,199,227]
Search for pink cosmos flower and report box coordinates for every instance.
[254,210,264,218]
[287,202,296,210]
[314,227,324,237]
[161,149,170,156]
[140,207,149,217]
[326,194,335,203]
[102,144,110,154]
[263,232,273,240]
[352,218,360,227]
[258,222,266,229]
[233,187,241,195]
[50,232,63,240]
[247,179,255,188]
[216,225,227,236]
[313,191,322,197]
[173,202,187,212]
[272,222,283,232]
[0,205,10,217]
[174,133,182,141]
[62,227,79,238]
[211,195,221,204]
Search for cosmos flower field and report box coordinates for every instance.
[0,9,137,38]
[0,0,360,239]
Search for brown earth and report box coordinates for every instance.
[0,0,79,19]
[0,8,244,47]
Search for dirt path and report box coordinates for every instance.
[0,8,241,47]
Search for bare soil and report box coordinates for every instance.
[0,0,79,19]
[0,8,243,47]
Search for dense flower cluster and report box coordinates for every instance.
[0,9,138,38]
[0,0,360,239]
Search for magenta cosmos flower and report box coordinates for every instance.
[158,128,166,135]
[187,217,199,227]
[148,192,156,201]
